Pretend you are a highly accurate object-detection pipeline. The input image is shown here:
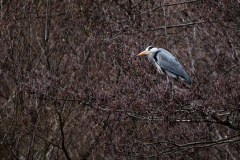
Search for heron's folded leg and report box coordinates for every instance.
[164,77,175,100]
[171,79,175,100]
[165,76,169,92]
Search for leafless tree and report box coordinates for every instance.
[0,0,240,159]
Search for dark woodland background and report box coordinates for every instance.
[0,0,240,159]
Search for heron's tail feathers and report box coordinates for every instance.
[183,74,192,85]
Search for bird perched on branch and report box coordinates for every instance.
[137,46,191,88]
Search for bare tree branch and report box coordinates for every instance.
[57,111,71,160]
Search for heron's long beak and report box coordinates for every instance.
[137,51,147,56]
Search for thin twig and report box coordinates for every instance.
[220,64,238,76]
[148,21,205,31]
[165,0,201,6]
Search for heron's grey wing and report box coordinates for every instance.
[154,49,192,84]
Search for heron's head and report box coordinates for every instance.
[137,46,158,56]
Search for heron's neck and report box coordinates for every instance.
[148,52,155,64]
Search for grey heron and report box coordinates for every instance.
[137,46,191,91]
